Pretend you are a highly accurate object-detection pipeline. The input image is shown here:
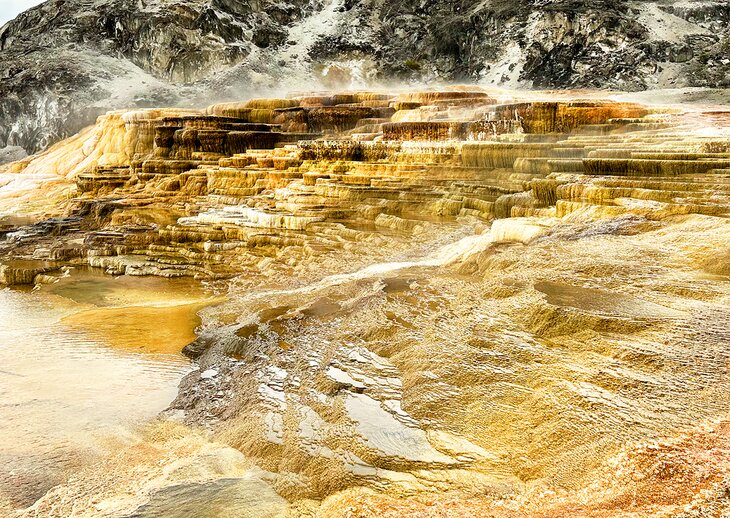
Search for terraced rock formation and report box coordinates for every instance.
[3,88,730,516]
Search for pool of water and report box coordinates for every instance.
[0,271,213,510]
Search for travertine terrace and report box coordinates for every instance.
[0,91,683,281]
[2,88,730,516]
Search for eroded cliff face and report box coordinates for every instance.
[1,0,729,157]
[1,88,730,516]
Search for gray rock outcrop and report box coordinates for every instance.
[0,0,728,157]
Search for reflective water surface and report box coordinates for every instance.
[0,271,209,510]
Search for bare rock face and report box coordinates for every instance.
[1,0,729,155]
[0,0,317,155]
[0,146,26,163]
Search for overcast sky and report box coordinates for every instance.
[1,0,45,26]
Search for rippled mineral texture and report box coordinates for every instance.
[1,87,730,516]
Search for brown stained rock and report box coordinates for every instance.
[490,101,649,134]
[306,106,377,133]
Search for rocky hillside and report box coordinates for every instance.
[1,0,728,156]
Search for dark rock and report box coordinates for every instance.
[182,335,216,359]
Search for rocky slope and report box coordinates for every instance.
[1,0,729,157]
[2,87,730,516]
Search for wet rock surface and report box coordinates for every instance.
[3,88,730,516]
